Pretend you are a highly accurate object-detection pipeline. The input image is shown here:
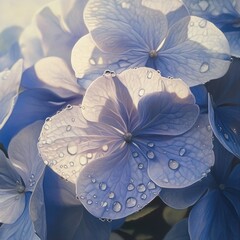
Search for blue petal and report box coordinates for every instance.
[157,16,231,86]
[76,146,160,219]
[8,121,45,192]
[0,59,23,129]
[190,84,208,113]
[189,190,240,240]
[84,0,168,54]
[225,31,240,58]
[135,90,199,136]
[163,218,190,240]
[145,114,214,188]
[160,178,208,209]
[0,88,76,148]
[0,193,40,240]
[0,150,25,224]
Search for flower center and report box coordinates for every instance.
[123,132,132,143]
[149,50,157,58]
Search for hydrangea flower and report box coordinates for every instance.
[0,121,46,239]
[182,0,240,57]
[160,138,240,239]
[72,0,231,87]
[38,67,214,219]
[0,59,23,129]
[206,57,240,158]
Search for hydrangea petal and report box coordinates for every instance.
[84,0,168,54]
[163,218,190,240]
[160,178,208,209]
[225,31,240,57]
[226,165,240,192]
[135,90,199,136]
[0,150,25,224]
[76,146,160,219]
[38,105,122,183]
[8,121,45,191]
[0,193,40,240]
[33,57,83,98]
[0,59,23,129]
[190,84,208,113]
[146,114,214,188]
[157,16,231,86]
[189,190,240,240]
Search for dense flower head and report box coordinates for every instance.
[38,67,214,219]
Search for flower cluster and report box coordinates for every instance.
[0,0,239,239]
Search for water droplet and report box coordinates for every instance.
[206,169,211,173]
[198,0,209,11]
[44,124,49,130]
[101,201,108,207]
[224,133,229,140]
[138,163,144,169]
[71,118,75,122]
[147,142,154,148]
[168,159,180,170]
[199,19,207,28]
[108,192,115,199]
[87,153,93,159]
[64,165,68,169]
[190,22,194,26]
[179,148,186,156]
[137,184,146,193]
[70,161,74,166]
[132,152,138,158]
[138,88,145,97]
[147,151,155,159]
[147,181,156,190]
[66,125,72,131]
[141,193,147,200]
[200,62,209,73]
[93,195,97,199]
[121,2,130,9]
[79,156,88,166]
[126,197,137,208]
[59,152,64,158]
[127,183,135,191]
[147,70,153,79]
[91,178,96,183]
[102,145,109,152]
[207,125,211,131]
[113,201,122,212]
[67,142,78,155]
[30,174,35,179]
[149,50,157,58]
[44,160,49,165]
[99,182,107,191]
[52,160,57,165]
[111,71,116,77]
[202,172,207,177]
[163,178,169,183]
[87,200,93,205]
[66,104,73,110]
[232,128,237,134]
[104,70,111,76]
[89,58,96,65]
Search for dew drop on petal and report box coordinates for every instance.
[199,19,207,28]
[113,201,122,212]
[163,178,169,183]
[101,201,108,207]
[121,2,130,8]
[44,124,49,130]
[132,152,138,158]
[200,62,209,73]
[66,125,72,132]
[224,133,229,140]
[108,192,115,199]
[67,142,78,155]
[87,200,93,205]
[147,151,155,159]
[147,142,155,148]
[99,182,107,191]
[168,159,180,170]
[202,172,207,177]
[137,184,146,193]
[138,163,144,170]
[138,88,145,97]
[89,58,96,65]
[66,104,73,110]
[69,161,74,167]
[147,181,156,190]
[102,145,109,152]
[198,0,209,11]
[141,194,147,200]
[59,152,64,158]
[207,125,211,131]
[87,153,93,159]
[79,156,88,166]
[179,148,186,156]
[127,183,135,191]
[44,160,49,165]
[91,178,96,183]
[147,70,153,79]
[126,197,137,208]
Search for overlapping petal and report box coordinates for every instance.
[0,59,23,129]
[157,16,231,86]
[76,146,160,219]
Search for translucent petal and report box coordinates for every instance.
[142,0,189,27]
[84,0,168,54]
[0,193,40,240]
[8,121,45,191]
[82,72,139,130]
[71,34,147,81]
[189,190,240,240]
[0,59,23,129]
[135,90,199,136]
[29,172,46,240]
[157,16,231,86]
[38,105,122,183]
[33,57,83,98]
[76,146,160,219]
[163,218,190,240]
[225,31,240,58]
[146,114,214,188]
[190,84,208,113]
[160,178,208,209]
[226,165,240,192]
[0,150,25,224]
[0,88,75,148]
